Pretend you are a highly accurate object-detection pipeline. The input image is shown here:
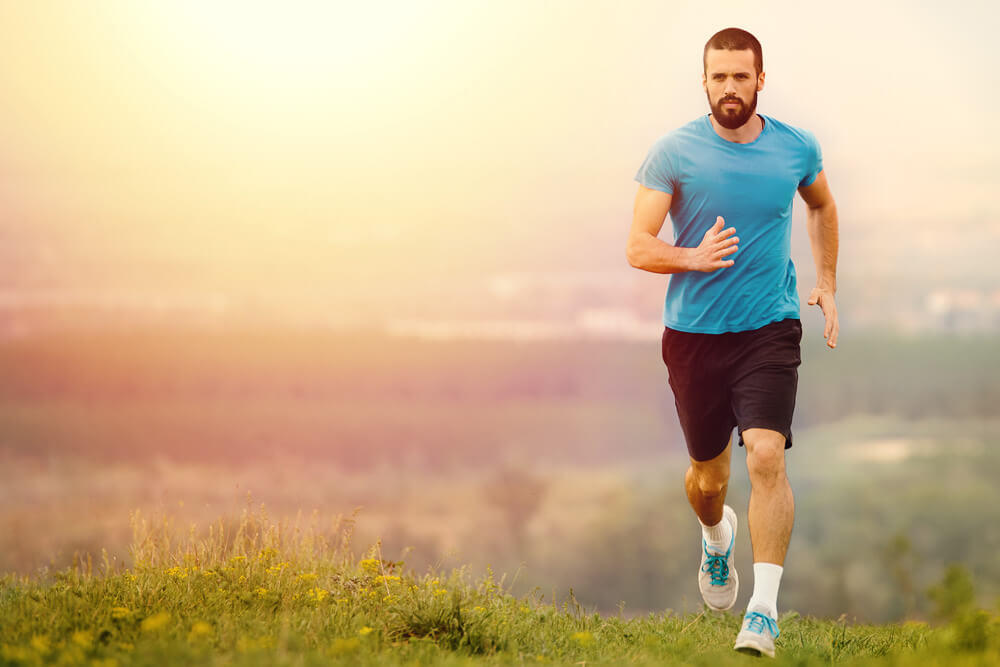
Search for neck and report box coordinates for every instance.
[709,113,764,144]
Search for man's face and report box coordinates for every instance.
[703,48,765,130]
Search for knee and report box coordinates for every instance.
[688,466,728,498]
[745,438,786,483]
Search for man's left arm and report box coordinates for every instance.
[798,170,839,349]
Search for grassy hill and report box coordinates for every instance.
[2,506,998,666]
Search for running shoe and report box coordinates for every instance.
[734,606,780,658]
[698,504,738,611]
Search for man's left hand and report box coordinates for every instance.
[807,287,838,349]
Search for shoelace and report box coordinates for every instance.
[700,541,731,586]
[744,611,780,639]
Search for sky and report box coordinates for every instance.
[0,0,996,326]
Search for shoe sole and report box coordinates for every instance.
[734,640,775,658]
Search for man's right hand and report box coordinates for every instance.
[690,216,739,272]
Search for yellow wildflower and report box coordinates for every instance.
[358,626,374,636]
[433,588,448,597]
[306,587,329,602]
[188,622,213,639]
[297,573,318,583]
[474,606,486,613]
[359,558,379,575]
[571,631,594,646]
[336,598,350,604]
[29,635,50,654]
[141,612,171,632]
[265,562,290,575]
[257,547,279,561]
[110,607,130,620]
[71,631,93,649]
[255,587,268,597]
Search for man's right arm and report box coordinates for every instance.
[626,185,739,274]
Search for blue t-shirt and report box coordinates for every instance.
[634,113,823,333]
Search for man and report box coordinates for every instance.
[626,27,839,658]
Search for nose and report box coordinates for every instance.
[723,77,737,96]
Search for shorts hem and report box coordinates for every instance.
[736,423,793,449]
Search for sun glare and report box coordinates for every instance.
[137,1,430,100]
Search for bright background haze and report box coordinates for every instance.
[1,0,998,622]
[2,0,996,332]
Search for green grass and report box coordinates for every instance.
[2,505,999,666]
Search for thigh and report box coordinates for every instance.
[729,319,802,449]
[662,327,736,462]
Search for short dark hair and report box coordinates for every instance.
[703,28,763,76]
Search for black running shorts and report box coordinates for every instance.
[661,317,802,462]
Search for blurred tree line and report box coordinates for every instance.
[481,415,1000,623]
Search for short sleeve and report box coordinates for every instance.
[634,137,677,194]
[798,130,823,188]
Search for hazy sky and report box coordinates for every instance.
[1,0,996,319]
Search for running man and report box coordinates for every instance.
[626,27,839,657]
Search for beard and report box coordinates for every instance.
[708,89,758,130]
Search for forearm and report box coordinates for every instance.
[626,232,694,274]
[806,202,838,291]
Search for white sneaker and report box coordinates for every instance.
[697,505,738,611]
[734,606,779,658]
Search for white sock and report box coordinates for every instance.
[699,514,732,552]
[747,562,783,618]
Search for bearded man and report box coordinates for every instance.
[627,27,840,658]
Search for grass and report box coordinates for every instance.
[1,503,999,666]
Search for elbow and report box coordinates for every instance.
[625,241,642,269]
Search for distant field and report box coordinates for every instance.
[1,327,997,468]
[2,328,999,624]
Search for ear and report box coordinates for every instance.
[757,70,766,91]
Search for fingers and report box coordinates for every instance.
[697,217,738,272]
[820,302,839,349]
[827,316,839,349]
[808,290,838,348]
[704,221,736,241]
